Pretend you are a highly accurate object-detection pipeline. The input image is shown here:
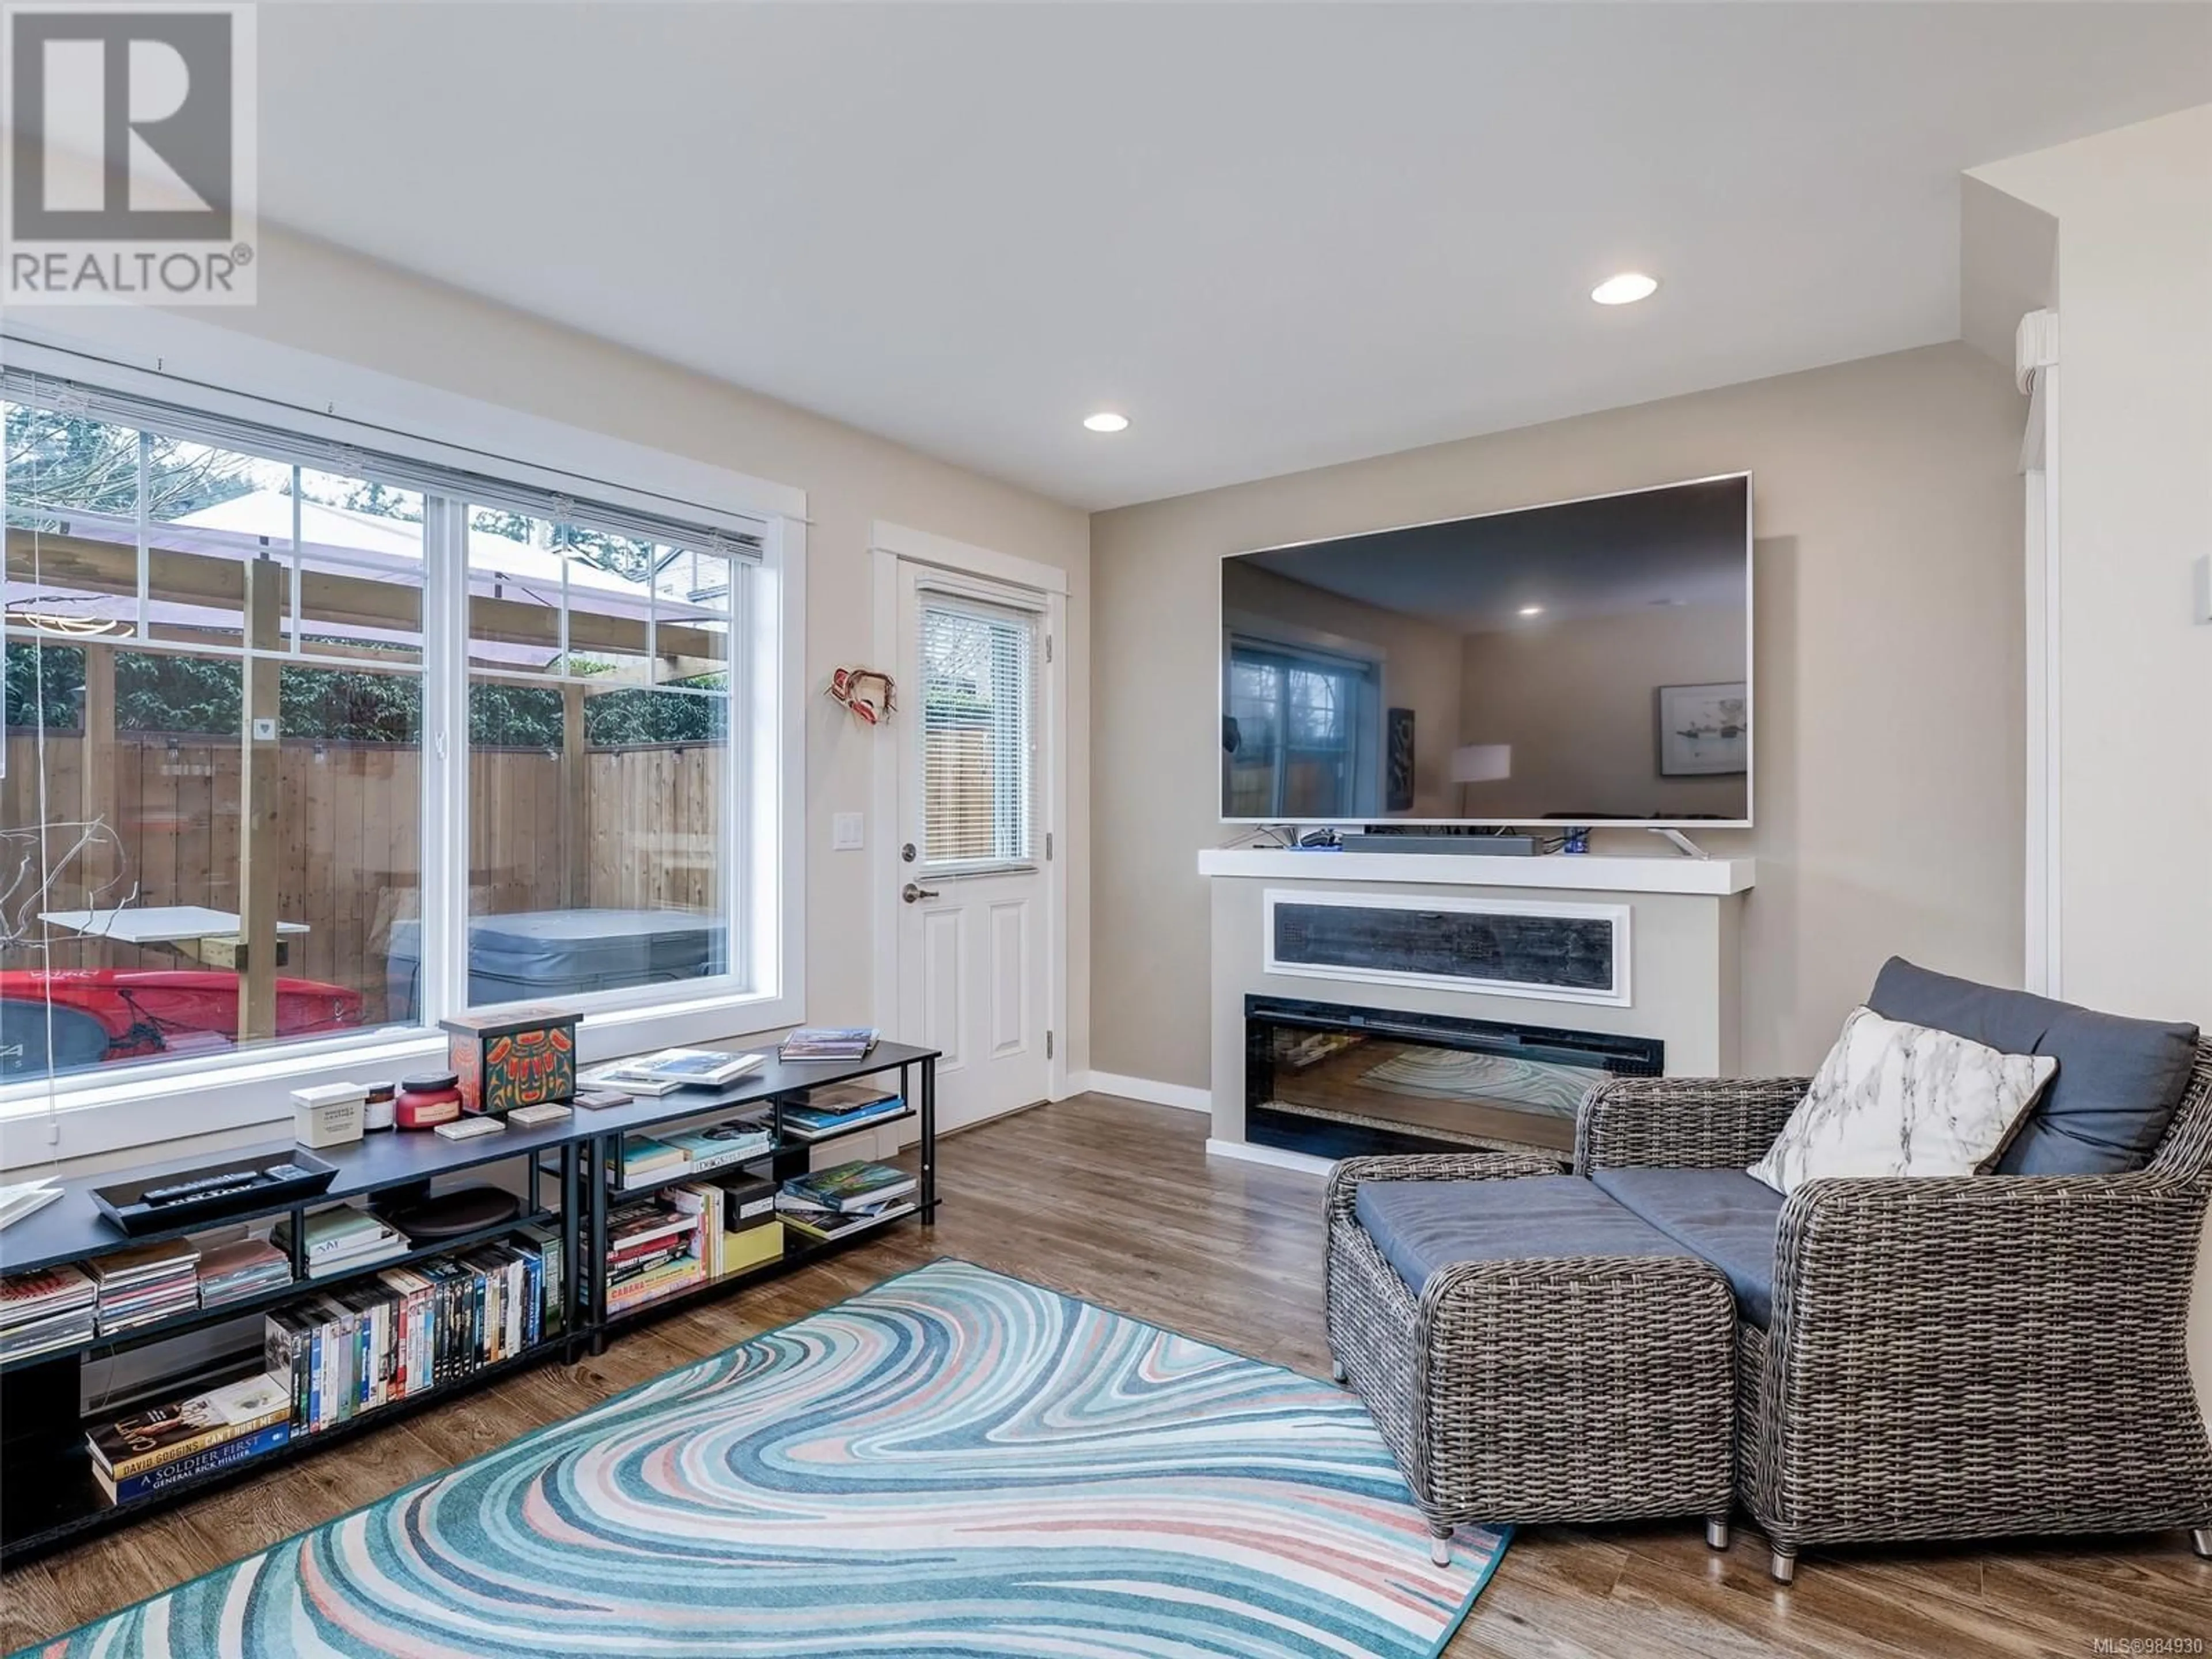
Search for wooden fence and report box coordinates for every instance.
[2,732,722,1024]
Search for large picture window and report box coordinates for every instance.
[1,366,785,1123]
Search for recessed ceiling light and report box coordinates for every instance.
[1591,272,1660,306]
[1518,604,1545,617]
[1082,411,1130,433]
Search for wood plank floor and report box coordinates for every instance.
[5,1092,2207,1656]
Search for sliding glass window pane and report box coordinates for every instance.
[1,414,424,1084]
[461,508,733,1010]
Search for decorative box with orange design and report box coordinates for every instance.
[438,1007,578,1116]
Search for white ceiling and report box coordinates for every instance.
[252,3,2212,511]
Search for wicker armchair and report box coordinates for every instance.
[1576,1043,2212,1582]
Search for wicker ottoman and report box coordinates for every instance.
[1324,1154,1738,1563]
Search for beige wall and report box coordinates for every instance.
[1458,604,1748,821]
[118,226,1096,1071]
[1092,342,2025,1086]
[1974,109,2212,1030]
[1974,105,2212,1429]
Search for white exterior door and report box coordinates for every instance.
[894,564,1052,1131]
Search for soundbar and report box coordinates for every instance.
[1340,832,1538,856]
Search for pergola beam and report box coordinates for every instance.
[5,530,725,662]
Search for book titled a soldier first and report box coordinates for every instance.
[86,1372,292,1482]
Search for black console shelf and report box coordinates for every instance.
[0,1042,938,1567]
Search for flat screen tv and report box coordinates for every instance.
[1219,472,1752,828]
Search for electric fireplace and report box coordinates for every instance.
[1244,994,1662,1162]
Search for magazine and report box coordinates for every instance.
[586,1050,763,1094]
[622,1049,764,1086]
[775,1198,915,1241]
[777,1028,880,1062]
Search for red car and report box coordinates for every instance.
[0,971,366,1079]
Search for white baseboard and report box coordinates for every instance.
[1205,1137,1334,1177]
[1074,1070,1213,1114]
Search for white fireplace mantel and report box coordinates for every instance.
[1196,847,1755,897]
[1200,845,1752,1171]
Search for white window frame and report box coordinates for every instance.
[0,318,806,1166]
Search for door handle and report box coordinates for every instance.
[902,882,941,904]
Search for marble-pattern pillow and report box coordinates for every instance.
[1749,1006,2058,1196]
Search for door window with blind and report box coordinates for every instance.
[916,594,1036,873]
[2,366,780,1106]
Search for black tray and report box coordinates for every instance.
[374,1184,518,1241]
[90,1151,339,1236]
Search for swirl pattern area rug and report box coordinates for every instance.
[29,1260,1506,1659]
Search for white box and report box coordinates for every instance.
[292,1082,367,1148]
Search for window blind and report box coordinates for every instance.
[919,599,1033,866]
[2,368,764,560]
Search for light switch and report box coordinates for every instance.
[831,812,865,851]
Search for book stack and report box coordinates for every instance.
[86,1370,292,1506]
[195,1237,294,1308]
[92,1240,202,1336]
[612,1134,688,1188]
[610,1119,773,1190]
[658,1118,773,1176]
[777,1027,878,1063]
[264,1233,560,1436]
[774,1160,918,1241]
[517,1218,566,1338]
[0,1264,96,1363]
[779,1081,906,1142]
[604,1196,707,1313]
[0,1178,61,1230]
[274,1209,411,1279]
[663,1182,727,1279]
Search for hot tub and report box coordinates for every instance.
[386,908,727,1019]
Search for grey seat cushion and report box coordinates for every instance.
[1353,1175,1695,1297]
[1868,957,2200,1176]
[1591,1166,1785,1327]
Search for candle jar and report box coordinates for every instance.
[394,1072,463,1131]
[362,1082,398,1133]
